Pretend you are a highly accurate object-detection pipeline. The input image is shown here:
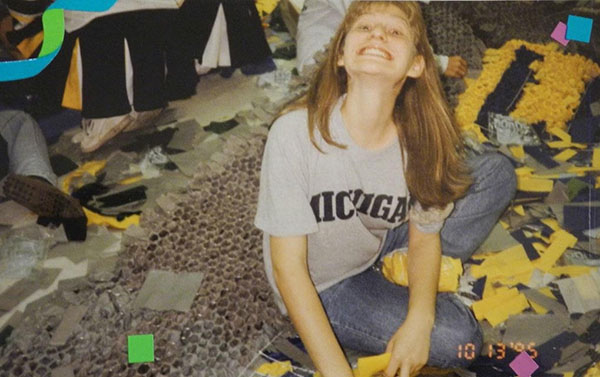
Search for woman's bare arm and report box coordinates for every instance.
[406,221,441,326]
[384,222,441,377]
[270,235,354,377]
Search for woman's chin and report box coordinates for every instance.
[347,66,404,82]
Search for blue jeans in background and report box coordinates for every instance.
[0,110,56,188]
[319,152,517,368]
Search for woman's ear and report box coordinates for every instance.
[337,53,345,67]
[407,54,425,78]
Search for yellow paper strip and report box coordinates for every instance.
[549,265,595,277]
[593,149,600,169]
[509,145,525,160]
[534,230,578,271]
[547,141,587,149]
[256,361,293,377]
[356,353,392,377]
[553,149,577,162]
[568,166,600,173]
[514,205,526,216]
[485,293,530,327]
[119,175,143,185]
[548,127,572,142]
[517,176,554,192]
[471,288,519,320]
[515,167,534,176]
[541,218,561,232]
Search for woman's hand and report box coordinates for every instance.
[443,56,468,78]
[383,317,433,377]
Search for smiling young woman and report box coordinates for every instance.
[255,2,517,377]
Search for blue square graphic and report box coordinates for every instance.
[566,15,593,43]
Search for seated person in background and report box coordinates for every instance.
[0,110,86,241]
[296,0,468,78]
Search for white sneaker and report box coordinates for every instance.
[79,114,134,153]
[123,109,164,133]
[71,119,92,144]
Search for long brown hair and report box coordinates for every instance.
[284,1,471,209]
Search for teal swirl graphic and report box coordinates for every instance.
[0,0,117,81]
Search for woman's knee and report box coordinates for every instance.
[429,302,483,368]
[470,153,517,207]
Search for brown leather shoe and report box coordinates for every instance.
[3,174,85,219]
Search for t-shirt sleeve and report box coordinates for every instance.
[409,201,454,233]
[254,113,319,236]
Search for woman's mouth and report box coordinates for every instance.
[358,47,391,60]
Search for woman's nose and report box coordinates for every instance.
[370,24,386,39]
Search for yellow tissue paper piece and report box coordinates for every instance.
[499,220,509,229]
[549,265,595,277]
[493,270,533,287]
[548,127,572,142]
[83,208,139,230]
[534,230,578,272]
[382,252,463,292]
[547,141,587,149]
[596,177,600,189]
[255,0,280,16]
[530,300,548,314]
[356,353,391,377]
[256,361,293,377]
[584,362,600,377]
[62,38,82,111]
[568,166,600,174]
[515,167,535,176]
[509,145,525,160]
[514,205,525,216]
[593,149,600,169]
[485,293,529,327]
[517,176,554,192]
[471,288,519,321]
[61,160,107,193]
[541,218,561,232]
[119,175,144,185]
[313,354,391,377]
[553,149,577,162]
[471,244,533,279]
[17,31,44,59]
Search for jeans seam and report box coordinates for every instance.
[329,318,388,348]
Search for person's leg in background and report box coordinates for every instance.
[75,13,134,153]
[319,152,517,368]
[0,110,56,185]
[222,0,274,75]
[123,9,171,132]
[165,0,219,101]
[0,110,86,241]
[295,0,345,75]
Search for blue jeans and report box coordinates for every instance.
[318,152,517,368]
[0,110,56,188]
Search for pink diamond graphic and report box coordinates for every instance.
[509,351,539,377]
[551,21,570,46]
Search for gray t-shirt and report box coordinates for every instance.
[254,96,449,313]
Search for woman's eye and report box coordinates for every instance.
[389,29,402,37]
[358,24,371,31]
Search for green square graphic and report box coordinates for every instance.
[128,334,154,363]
